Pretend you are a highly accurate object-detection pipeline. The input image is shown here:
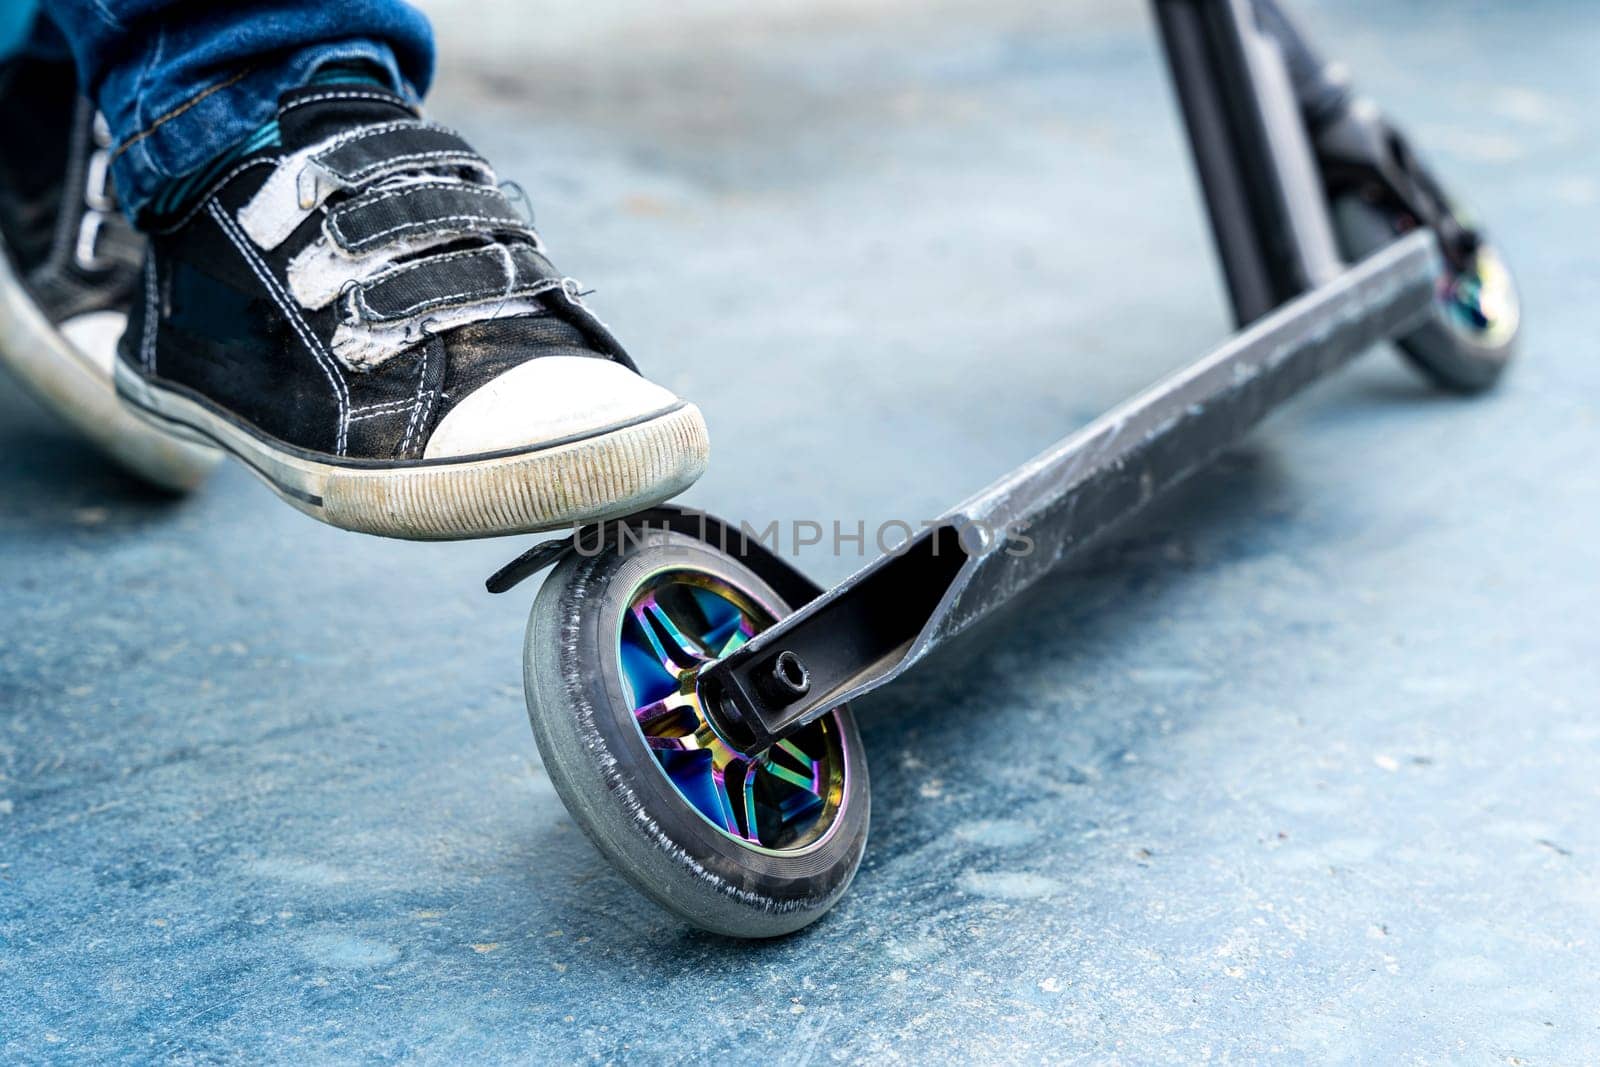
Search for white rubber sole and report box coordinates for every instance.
[0,243,219,493]
[114,357,711,540]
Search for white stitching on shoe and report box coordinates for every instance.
[314,119,423,155]
[339,149,494,186]
[297,244,515,319]
[352,244,501,283]
[358,277,563,323]
[241,126,492,251]
[331,179,496,213]
[140,248,159,372]
[350,245,561,321]
[309,121,491,182]
[208,199,351,455]
[325,183,522,250]
[153,156,279,236]
[277,90,416,118]
[412,371,439,455]
[398,342,432,454]
[330,295,547,372]
[243,127,427,251]
[238,148,329,249]
[347,405,403,423]
[288,227,464,311]
[310,120,484,176]
[348,397,415,417]
[334,211,526,252]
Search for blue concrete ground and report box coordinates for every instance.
[3,1,1597,1061]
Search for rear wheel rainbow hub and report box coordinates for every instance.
[1440,245,1519,345]
[618,569,848,852]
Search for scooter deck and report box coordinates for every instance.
[698,231,1440,755]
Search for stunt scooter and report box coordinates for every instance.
[492,0,1522,937]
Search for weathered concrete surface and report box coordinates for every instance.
[3,1,1597,1061]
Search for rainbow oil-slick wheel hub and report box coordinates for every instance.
[1439,245,1519,347]
[618,569,848,852]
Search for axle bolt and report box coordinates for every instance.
[758,650,811,705]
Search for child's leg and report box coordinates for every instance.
[9,1,709,536]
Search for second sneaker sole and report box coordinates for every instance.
[113,358,710,540]
[0,237,220,493]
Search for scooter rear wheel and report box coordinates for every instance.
[524,528,869,938]
[1332,194,1521,393]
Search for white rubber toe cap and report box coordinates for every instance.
[423,355,686,460]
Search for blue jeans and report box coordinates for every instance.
[0,0,435,220]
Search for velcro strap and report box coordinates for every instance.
[309,121,490,189]
[326,182,525,254]
[240,121,497,252]
[355,244,562,322]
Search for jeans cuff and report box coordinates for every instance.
[110,38,410,222]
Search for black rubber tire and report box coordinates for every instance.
[1332,195,1521,393]
[524,529,870,938]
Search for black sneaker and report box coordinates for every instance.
[0,56,217,490]
[113,83,709,540]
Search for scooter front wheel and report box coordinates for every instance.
[524,528,869,938]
